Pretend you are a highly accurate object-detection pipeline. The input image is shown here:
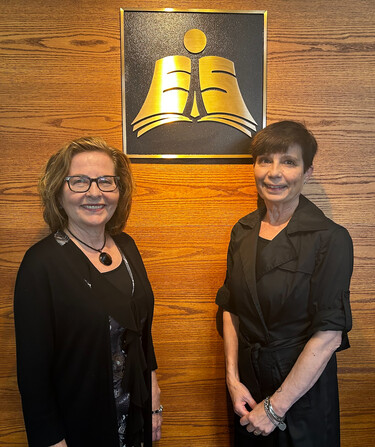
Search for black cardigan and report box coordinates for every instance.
[14,232,157,447]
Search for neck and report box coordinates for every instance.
[65,223,106,248]
[263,197,299,226]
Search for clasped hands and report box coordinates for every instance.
[229,380,276,437]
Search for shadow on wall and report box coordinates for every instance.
[304,181,333,220]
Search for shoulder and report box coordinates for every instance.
[304,196,352,242]
[292,196,352,237]
[113,231,137,250]
[16,233,63,287]
[20,233,60,268]
[232,208,260,234]
[113,232,143,260]
[293,196,353,257]
[225,208,260,250]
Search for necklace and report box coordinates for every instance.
[66,228,112,266]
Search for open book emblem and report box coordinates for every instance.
[132,29,257,138]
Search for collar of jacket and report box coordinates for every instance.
[237,194,329,234]
[236,195,330,343]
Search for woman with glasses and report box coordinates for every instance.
[14,137,162,447]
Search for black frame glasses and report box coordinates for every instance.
[64,175,120,193]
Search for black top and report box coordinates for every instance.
[256,235,270,281]
[104,260,133,295]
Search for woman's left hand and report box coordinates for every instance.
[151,370,162,441]
[239,400,276,436]
[152,412,163,442]
[239,330,343,437]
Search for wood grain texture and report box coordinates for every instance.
[1,0,374,445]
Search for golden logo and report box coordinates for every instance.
[132,29,257,138]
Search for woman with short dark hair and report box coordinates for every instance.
[217,121,353,446]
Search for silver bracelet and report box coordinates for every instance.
[264,397,286,431]
[264,401,279,428]
[152,404,163,415]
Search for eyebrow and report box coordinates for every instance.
[280,154,300,161]
[257,154,301,162]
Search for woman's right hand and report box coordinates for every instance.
[227,377,257,417]
[223,311,257,417]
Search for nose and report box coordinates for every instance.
[86,180,102,196]
[268,161,282,178]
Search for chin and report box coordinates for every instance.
[263,195,292,207]
[263,193,287,202]
[83,219,108,228]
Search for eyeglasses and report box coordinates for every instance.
[64,175,120,193]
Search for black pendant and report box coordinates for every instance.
[99,252,112,266]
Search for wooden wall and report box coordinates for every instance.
[1,0,374,445]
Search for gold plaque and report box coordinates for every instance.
[121,8,267,163]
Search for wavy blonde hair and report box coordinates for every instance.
[38,137,134,235]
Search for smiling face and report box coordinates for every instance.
[253,144,313,208]
[60,151,119,234]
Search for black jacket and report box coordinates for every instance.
[216,195,353,446]
[14,232,157,447]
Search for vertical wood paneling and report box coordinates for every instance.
[0,1,374,445]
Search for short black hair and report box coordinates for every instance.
[250,121,318,172]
